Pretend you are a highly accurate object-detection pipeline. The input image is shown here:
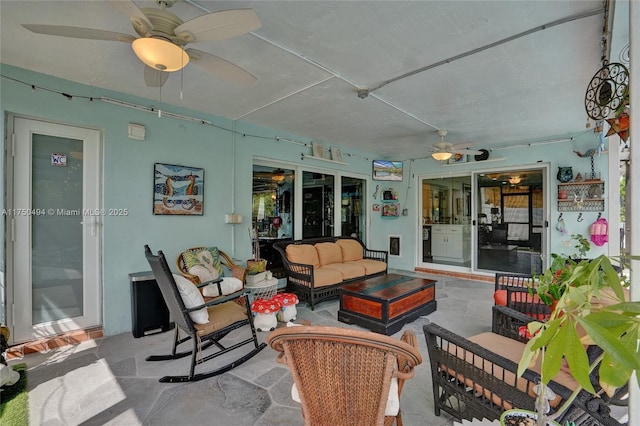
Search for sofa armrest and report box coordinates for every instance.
[284,261,315,288]
[494,272,535,292]
[363,247,388,263]
[504,287,550,321]
[491,305,536,342]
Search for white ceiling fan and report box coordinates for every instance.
[429,129,483,161]
[22,0,261,87]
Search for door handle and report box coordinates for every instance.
[81,216,98,236]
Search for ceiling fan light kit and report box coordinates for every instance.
[430,129,481,161]
[132,37,189,71]
[22,0,261,88]
[432,151,452,161]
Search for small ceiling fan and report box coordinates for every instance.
[429,129,482,161]
[253,168,290,190]
[22,0,261,87]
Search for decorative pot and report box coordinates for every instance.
[558,189,568,199]
[246,258,267,275]
[500,409,561,426]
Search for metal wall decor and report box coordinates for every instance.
[584,62,629,120]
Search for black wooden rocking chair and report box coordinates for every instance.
[144,245,266,382]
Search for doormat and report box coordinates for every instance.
[0,363,28,426]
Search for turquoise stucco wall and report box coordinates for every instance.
[0,64,375,334]
[1,64,612,334]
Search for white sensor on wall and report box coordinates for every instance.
[127,123,146,140]
[225,213,243,224]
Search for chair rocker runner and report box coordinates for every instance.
[144,245,266,383]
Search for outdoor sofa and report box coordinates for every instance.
[273,236,387,310]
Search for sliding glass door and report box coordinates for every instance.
[475,168,546,274]
[420,175,472,267]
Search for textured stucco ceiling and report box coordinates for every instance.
[0,0,630,159]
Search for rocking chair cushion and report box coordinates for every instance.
[193,301,248,336]
[173,274,209,324]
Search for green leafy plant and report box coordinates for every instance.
[519,254,640,425]
[567,233,591,259]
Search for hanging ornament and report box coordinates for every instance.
[584,62,629,120]
[605,110,630,142]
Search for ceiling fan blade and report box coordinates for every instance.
[144,66,170,87]
[453,148,483,155]
[186,48,256,86]
[175,9,261,43]
[22,24,135,42]
[108,0,152,35]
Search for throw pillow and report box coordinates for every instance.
[173,274,209,324]
[202,277,243,297]
[183,247,224,278]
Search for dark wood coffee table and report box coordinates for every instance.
[338,273,437,335]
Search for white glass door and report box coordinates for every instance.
[11,117,101,343]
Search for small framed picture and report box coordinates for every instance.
[312,142,326,158]
[153,163,204,215]
[331,148,343,162]
[448,153,467,164]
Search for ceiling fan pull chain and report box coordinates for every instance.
[180,48,185,100]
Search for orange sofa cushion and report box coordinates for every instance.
[312,267,344,287]
[322,262,365,280]
[315,242,343,266]
[336,239,364,262]
[346,259,387,275]
[286,244,320,268]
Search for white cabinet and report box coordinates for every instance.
[431,225,470,263]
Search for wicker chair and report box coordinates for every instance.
[425,306,624,426]
[492,272,550,332]
[267,325,422,426]
[144,245,265,382]
[176,246,247,284]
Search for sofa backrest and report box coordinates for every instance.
[315,242,343,266]
[275,237,366,267]
[285,244,320,268]
[337,239,364,261]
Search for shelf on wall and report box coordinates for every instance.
[440,157,506,166]
[381,200,400,217]
[557,199,604,212]
[301,153,348,165]
[557,180,604,211]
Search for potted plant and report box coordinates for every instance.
[565,233,591,261]
[514,254,640,426]
[247,227,267,276]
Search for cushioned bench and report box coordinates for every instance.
[424,305,623,425]
[273,237,388,310]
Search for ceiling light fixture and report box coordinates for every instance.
[509,176,522,185]
[131,38,190,72]
[272,169,286,182]
[432,152,452,161]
